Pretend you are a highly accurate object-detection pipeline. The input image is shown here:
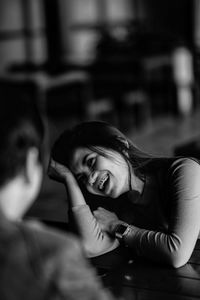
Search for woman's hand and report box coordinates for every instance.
[48,158,86,207]
[48,158,75,183]
[93,207,120,234]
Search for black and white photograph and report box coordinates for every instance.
[0,1,200,299]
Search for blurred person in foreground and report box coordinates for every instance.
[49,121,200,268]
[0,98,114,300]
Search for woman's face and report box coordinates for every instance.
[69,146,130,198]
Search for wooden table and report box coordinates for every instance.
[90,240,200,300]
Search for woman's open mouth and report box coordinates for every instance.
[98,173,109,192]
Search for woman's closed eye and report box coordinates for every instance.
[75,155,97,183]
[87,157,96,168]
[76,173,87,183]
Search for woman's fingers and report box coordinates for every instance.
[48,158,66,181]
[49,158,56,167]
[93,207,106,216]
[48,157,78,186]
[93,210,99,216]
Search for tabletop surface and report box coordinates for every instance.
[90,239,200,300]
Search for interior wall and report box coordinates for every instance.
[139,0,194,46]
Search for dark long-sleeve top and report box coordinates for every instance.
[72,157,200,267]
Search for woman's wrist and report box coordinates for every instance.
[110,221,134,242]
[109,220,129,235]
[64,177,87,206]
[63,173,78,187]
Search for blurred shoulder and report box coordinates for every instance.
[21,219,82,254]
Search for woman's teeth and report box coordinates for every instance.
[99,175,108,190]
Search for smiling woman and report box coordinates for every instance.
[70,147,130,198]
[48,121,200,268]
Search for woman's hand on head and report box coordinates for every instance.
[48,158,87,207]
[93,207,120,234]
[48,158,75,183]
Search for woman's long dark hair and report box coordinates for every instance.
[51,121,153,181]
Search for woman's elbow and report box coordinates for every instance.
[165,234,191,268]
[82,237,119,257]
[83,241,101,257]
[168,252,190,268]
[170,259,187,268]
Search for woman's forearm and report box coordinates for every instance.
[123,226,183,266]
[72,205,119,257]
[63,177,119,256]
[119,224,198,268]
[48,158,86,207]
[64,176,86,207]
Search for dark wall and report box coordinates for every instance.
[141,0,194,46]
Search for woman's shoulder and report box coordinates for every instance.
[170,156,200,170]
[144,156,200,176]
[167,157,200,180]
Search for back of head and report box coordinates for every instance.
[0,96,44,187]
